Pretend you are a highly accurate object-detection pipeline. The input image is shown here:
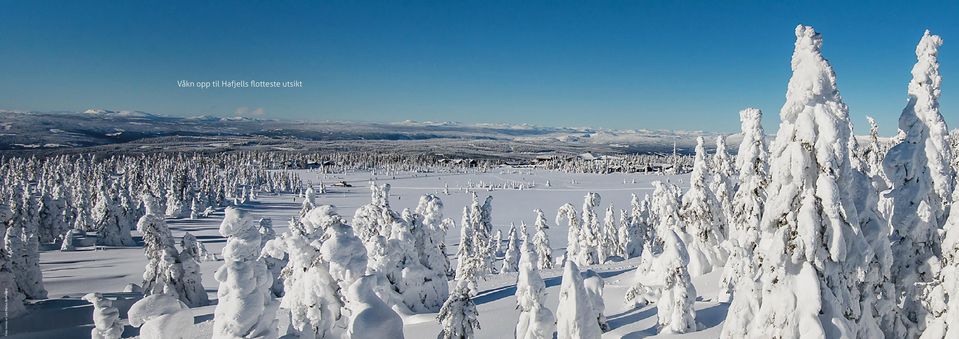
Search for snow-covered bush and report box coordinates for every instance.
[347,275,405,339]
[213,207,279,339]
[83,293,124,339]
[128,294,195,339]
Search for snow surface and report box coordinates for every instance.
[18,169,735,338]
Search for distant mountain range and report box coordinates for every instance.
[0,109,730,157]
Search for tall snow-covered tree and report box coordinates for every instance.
[500,223,520,273]
[137,193,207,307]
[514,238,555,339]
[748,25,870,339]
[579,193,602,265]
[925,177,959,338]
[278,221,344,338]
[7,185,46,299]
[414,194,453,305]
[680,136,728,276]
[657,230,699,334]
[556,203,581,265]
[531,209,553,269]
[0,203,26,319]
[213,207,279,339]
[884,30,947,339]
[555,260,600,339]
[437,256,481,339]
[92,186,134,247]
[602,205,620,260]
[711,135,737,222]
[719,108,769,337]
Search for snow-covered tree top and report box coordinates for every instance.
[912,30,943,100]
[220,207,255,237]
[781,25,847,123]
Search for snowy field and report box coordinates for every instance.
[14,168,734,339]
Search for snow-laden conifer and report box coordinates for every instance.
[749,25,870,338]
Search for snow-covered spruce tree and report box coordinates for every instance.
[907,33,953,218]
[625,181,686,307]
[582,269,609,332]
[602,205,621,259]
[719,108,769,337]
[865,116,889,186]
[176,233,209,309]
[679,136,728,276]
[711,135,737,223]
[477,195,496,273]
[137,193,207,307]
[83,293,124,339]
[351,183,396,243]
[379,208,431,312]
[137,193,179,296]
[213,207,278,339]
[514,239,556,339]
[848,141,897,338]
[347,275,405,339]
[748,25,871,338]
[278,218,344,339]
[925,175,959,338]
[621,193,649,259]
[414,194,453,307]
[500,223,520,273]
[657,230,699,334]
[7,185,46,299]
[884,30,947,339]
[531,209,553,269]
[437,256,481,339]
[92,186,134,247]
[0,203,26,319]
[164,185,184,219]
[38,185,67,244]
[300,185,316,220]
[490,229,503,258]
[555,260,600,339]
[556,203,581,265]
[317,206,369,301]
[454,206,475,280]
[579,193,602,265]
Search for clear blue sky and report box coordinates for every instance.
[0,1,956,135]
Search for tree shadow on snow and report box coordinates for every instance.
[606,306,656,331]
[473,267,634,305]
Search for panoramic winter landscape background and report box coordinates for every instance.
[2,2,959,339]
